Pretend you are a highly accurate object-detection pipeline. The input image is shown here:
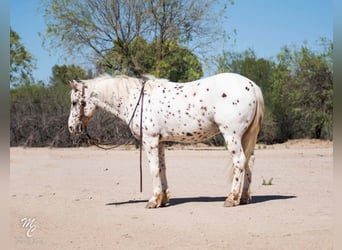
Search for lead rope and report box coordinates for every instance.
[80,80,146,192]
[139,81,145,192]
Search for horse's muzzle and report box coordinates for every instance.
[69,124,84,134]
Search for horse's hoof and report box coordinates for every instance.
[146,191,170,208]
[146,193,163,208]
[146,200,166,208]
[240,193,251,204]
[224,198,236,207]
[239,198,250,205]
[163,190,171,205]
[224,193,240,207]
[146,201,158,209]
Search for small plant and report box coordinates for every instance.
[257,144,267,150]
[262,177,274,185]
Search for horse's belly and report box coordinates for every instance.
[159,123,220,143]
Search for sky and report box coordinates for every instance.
[10,0,333,82]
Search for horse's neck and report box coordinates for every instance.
[92,77,141,124]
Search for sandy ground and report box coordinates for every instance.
[10,140,333,249]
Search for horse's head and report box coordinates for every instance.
[68,80,97,134]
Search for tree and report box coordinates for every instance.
[42,0,232,76]
[50,64,93,86]
[272,43,333,140]
[147,0,223,59]
[10,28,36,86]
[98,38,203,82]
[150,40,203,82]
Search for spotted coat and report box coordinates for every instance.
[68,73,264,208]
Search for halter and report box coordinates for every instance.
[79,83,87,131]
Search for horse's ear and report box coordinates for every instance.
[69,80,78,91]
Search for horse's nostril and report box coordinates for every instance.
[69,126,74,132]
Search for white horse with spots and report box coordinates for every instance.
[68,73,264,208]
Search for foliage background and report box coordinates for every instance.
[10,1,333,147]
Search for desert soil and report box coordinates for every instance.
[10,139,333,249]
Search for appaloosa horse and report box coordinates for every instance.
[68,73,264,208]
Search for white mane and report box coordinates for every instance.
[81,74,142,101]
[142,74,170,84]
[81,74,171,101]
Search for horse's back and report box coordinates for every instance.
[203,73,257,92]
[148,73,260,116]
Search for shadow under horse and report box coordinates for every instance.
[106,195,297,207]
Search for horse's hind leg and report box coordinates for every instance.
[240,154,254,204]
[222,133,246,207]
[158,142,170,205]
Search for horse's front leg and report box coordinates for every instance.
[159,142,170,205]
[144,136,168,208]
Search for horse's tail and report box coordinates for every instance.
[241,84,264,167]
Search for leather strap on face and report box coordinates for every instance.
[79,83,86,122]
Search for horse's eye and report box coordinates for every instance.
[81,100,86,107]
[72,101,77,107]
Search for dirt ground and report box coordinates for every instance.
[10,140,333,249]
